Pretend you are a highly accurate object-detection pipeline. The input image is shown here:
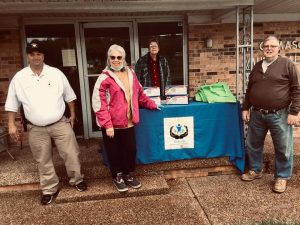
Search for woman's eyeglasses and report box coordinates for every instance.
[110,56,122,60]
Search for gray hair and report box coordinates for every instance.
[263,35,280,45]
[106,44,127,67]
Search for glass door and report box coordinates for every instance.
[24,24,84,137]
[80,22,135,137]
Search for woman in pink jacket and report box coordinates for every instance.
[92,44,160,192]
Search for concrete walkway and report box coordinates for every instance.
[1,174,300,224]
[1,138,300,225]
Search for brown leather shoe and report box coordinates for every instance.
[241,170,263,181]
[272,179,287,193]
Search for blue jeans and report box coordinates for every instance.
[246,108,293,179]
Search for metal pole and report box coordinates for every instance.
[242,8,246,97]
[250,5,254,72]
[236,6,239,101]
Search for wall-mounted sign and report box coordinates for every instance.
[259,40,300,50]
[62,49,77,67]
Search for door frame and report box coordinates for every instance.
[21,16,186,140]
[79,21,135,138]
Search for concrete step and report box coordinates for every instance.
[0,141,241,186]
[55,174,169,204]
[0,156,239,186]
[0,172,39,186]
[2,136,299,187]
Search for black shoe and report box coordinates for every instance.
[41,189,60,205]
[113,173,128,192]
[75,181,87,192]
[124,173,141,189]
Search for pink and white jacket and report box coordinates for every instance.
[92,67,158,129]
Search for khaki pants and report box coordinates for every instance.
[28,117,83,195]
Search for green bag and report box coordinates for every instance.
[195,91,203,102]
[195,82,236,103]
[195,89,208,102]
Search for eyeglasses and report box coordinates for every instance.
[149,45,158,48]
[110,56,122,60]
[263,45,279,49]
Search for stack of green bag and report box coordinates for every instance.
[194,82,236,103]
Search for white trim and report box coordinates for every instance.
[188,12,300,25]
[74,22,89,140]
[223,13,300,23]
[22,15,183,25]
[0,0,254,14]
[183,20,188,86]
[83,21,133,29]
[253,13,300,22]
[133,20,140,65]
[20,18,27,68]
[135,16,184,23]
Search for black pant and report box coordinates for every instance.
[101,127,136,178]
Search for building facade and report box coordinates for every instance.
[0,0,300,143]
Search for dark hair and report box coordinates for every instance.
[148,38,159,46]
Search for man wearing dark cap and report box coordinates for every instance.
[5,40,87,205]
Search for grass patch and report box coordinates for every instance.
[256,222,300,225]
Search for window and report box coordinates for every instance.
[137,21,184,85]
[25,24,83,136]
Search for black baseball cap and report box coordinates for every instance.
[26,40,45,54]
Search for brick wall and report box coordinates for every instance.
[188,22,300,93]
[188,23,237,94]
[0,29,23,145]
[188,21,300,144]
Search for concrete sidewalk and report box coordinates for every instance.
[1,137,300,225]
[1,174,300,224]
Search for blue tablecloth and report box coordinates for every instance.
[135,101,245,172]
